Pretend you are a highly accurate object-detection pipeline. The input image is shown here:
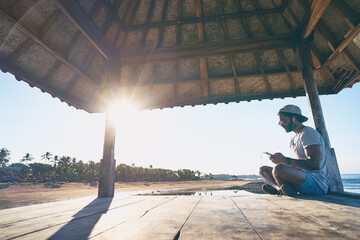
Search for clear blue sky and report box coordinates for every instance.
[1,71,359,175]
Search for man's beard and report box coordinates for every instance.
[284,119,294,133]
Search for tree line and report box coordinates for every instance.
[0,148,201,183]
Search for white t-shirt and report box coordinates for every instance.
[290,126,329,192]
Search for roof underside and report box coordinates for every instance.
[0,0,359,112]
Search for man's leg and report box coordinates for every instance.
[272,164,306,187]
[259,166,280,191]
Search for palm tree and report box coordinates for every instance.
[20,153,34,165]
[0,148,11,167]
[41,152,53,164]
[52,155,59,167]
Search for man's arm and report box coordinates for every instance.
[270,144,321,170]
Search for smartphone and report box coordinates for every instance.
[263,152,272,156]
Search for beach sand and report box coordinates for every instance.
[0,180,261,209]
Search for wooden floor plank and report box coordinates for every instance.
[18,196,176,240]
[92,196,202,240]
[0,195,130,226]
[264,195,360,239]
[179,196,260,240]
[231,195,354,239]
[1,196,152,239]
[1,193,359,240]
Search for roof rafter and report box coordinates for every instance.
[56,0,112,59]
[153,86,333,110]
[236,0,271,94]
[114,0,140,49]
[0,60,93,112]
[272,0,297,30]
[321,24,360,70]
[196,0,210,100]
[302,0,331,39]
[331,0,359,28]
[156,0,170,48]
[116,34,295,65]
[139,0,156,49]
[215,0,239,96]
[125,5,286,30]
[310,43,335,85]
[317,20,360,73]
[0,9,99,88]
[124,67,299,88]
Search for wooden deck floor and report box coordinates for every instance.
[1,192,360,240]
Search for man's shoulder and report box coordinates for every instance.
[302,126,319,135]
[300,126,322,143]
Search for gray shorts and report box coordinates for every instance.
[294,172,326,195]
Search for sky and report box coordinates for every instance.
[1,71,360,175]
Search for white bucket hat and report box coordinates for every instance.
[278,105,308,122]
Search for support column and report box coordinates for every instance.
[98,112,116,198]
[298,40,344,193]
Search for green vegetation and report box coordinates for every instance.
[0,148,201,183]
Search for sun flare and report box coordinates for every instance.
[106,99,140,125]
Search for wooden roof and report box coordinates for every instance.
[0,0,359,113]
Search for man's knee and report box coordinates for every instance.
[272,164,287,178]
[259,166,271,176]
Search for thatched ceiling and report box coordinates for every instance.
[0,0,359,112]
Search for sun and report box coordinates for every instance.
[106,98,140,125]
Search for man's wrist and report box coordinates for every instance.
[284,157,291,165]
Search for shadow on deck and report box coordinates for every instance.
[1,193,359,240]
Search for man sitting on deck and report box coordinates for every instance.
[259,105,329,196]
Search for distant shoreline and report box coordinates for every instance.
[0,180,259,209]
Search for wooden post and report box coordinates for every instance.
[297,40,344,193]
[98,111,116,198]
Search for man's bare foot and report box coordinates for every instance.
[280,184,297,197]
[262,184,279,195]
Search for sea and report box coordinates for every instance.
[342,174,360,194]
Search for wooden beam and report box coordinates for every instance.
[252,0,296,92]
[56,0,111,59]
[117,34,295,65]
[215,0,229,40]
[333,72,360,93]
[316,20,340,52]
[65,48,99,93]
[321,24,360,69]
[272,0,298,30]
[0,59,95,112]
[102,0,125,30]
[342,50,360,72]
[0,9,98,87]
[302,0,331,39]
[229,55,240,96]
[176,0,183,46]
[321,24,360,67]
[317,20,360,73]
[331,0,359,28]
[126,6,285,30]
[139,0,156,49]
[234,1,272,94]
[310,44,335,84]
[123,67,298,88]
[114,0,139,49]
[254,53,272,93]
[151,87,334,110]
[156,0,170,48]
[297,40,343,193]
[98,111,116,198]
[277,50,297,91]
[196,0,210,99]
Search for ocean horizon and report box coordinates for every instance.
[341,174,360,194]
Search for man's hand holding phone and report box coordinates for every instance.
[268,152,286,164]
